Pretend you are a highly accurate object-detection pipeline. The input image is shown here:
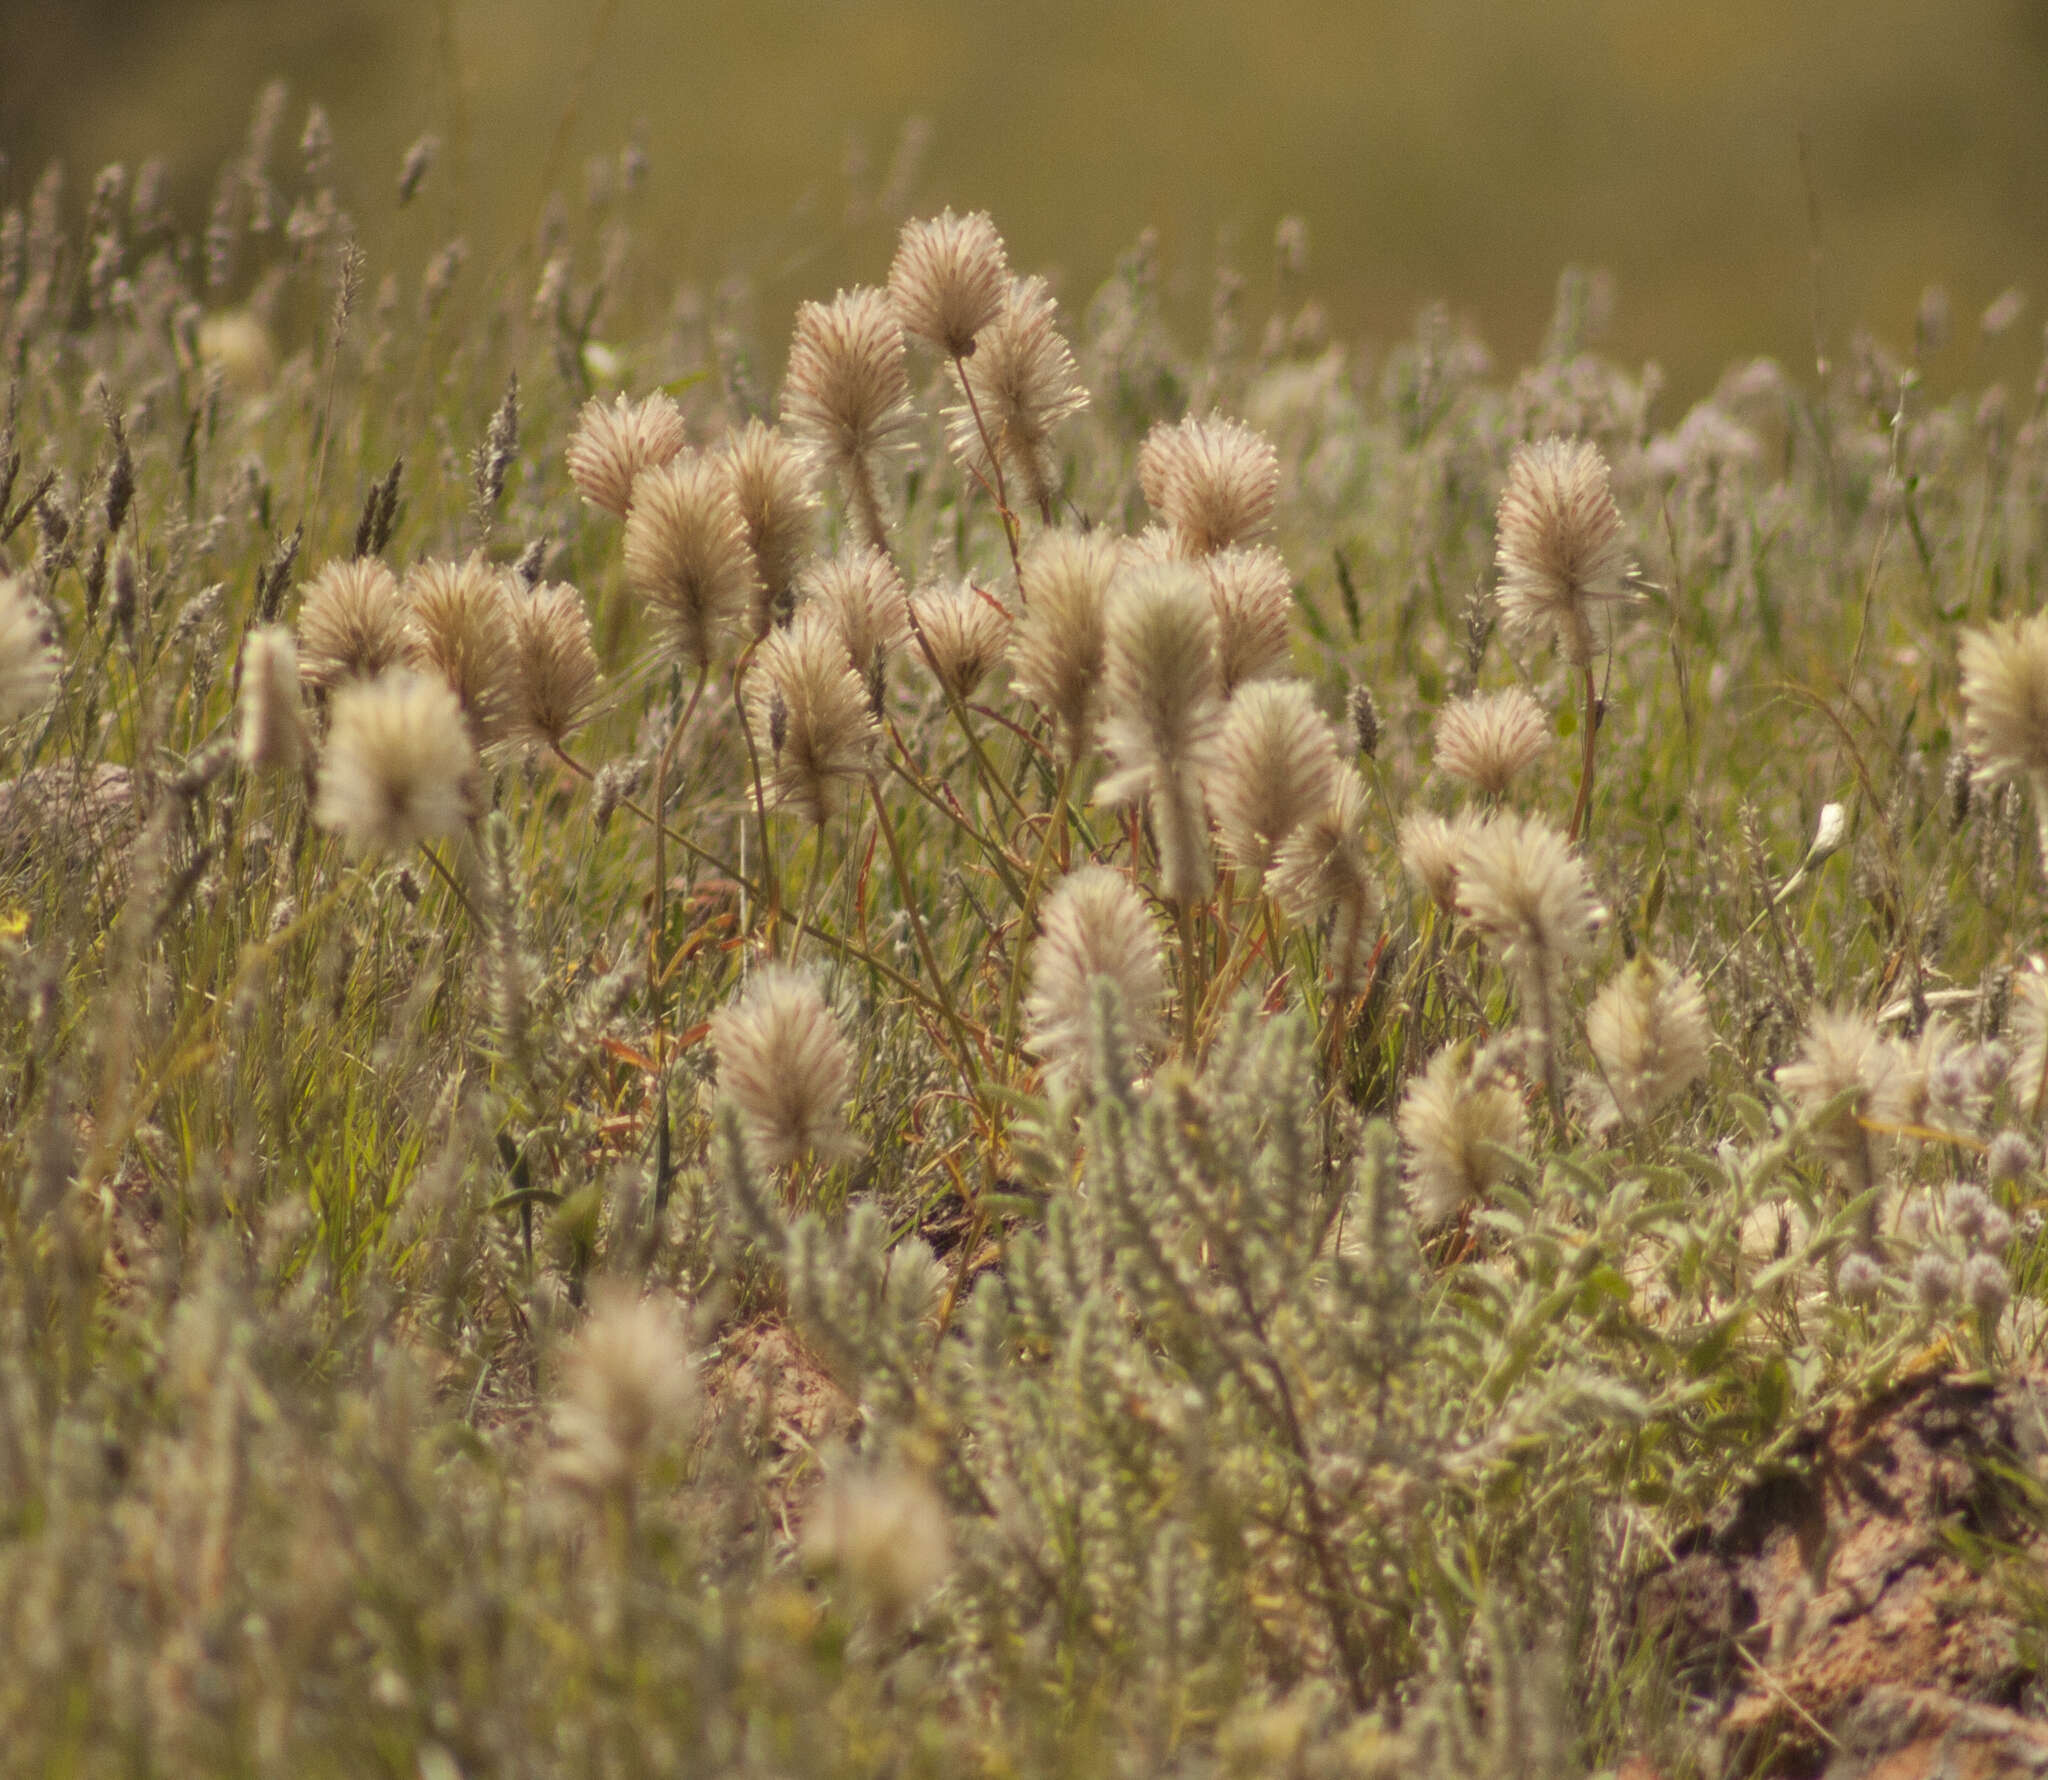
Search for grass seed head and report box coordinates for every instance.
[749,608,878,825]
[1455,811,1604,984]
[1959,612,2048,790]
[1399,1040,1528,1227]
[401,554,520,747]
[295,556,416,697]
[313,668,480,856]
[565,391,688,518]
[1399,809,1481,916]
[1585,953,1711,1125]
[910,577,1010,699]
[1137,412,1280,556]
[623,450,759,671]
[1204,544,1295,693]
[1433,687,1551,797]
[716,418,819,633]
[235,624,309,776]
[0,573,61,723]
[889,208,1010,358]
[711,964,861,1171]
[550,1284,695,1498]
[1012,527,1119,760]
[506,581,600,749]
[1493,434,1633,666]
[800,545,910,686]
[1025,864,1167,1093]
[781,286,918,486]
[946,274,1088,513]
[1210,678,1340,885]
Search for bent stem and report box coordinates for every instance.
[648,663,712,1049]
[867,774,984,1102]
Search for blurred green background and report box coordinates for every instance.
[8,0,2048,398]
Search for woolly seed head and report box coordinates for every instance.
[236,625,309,776]
[802,1461,952,1626]
[313,668,480,856]
[1099,561,1225,802]
[1777,1006,1897,1165]
[748,609,878,826]
[1270,764,1377,998]
[622,450,759,670]
[1025,865,1167,1094]
[1493,435,1633,666]
[550,1284,695,1498]
[1958,613,2048,789]
[1100,561,1225,904]
[0,574,61,723]
[1455,811,1605,982]
[1012,527,1118,759]
[946,275,1088,512]
[1138,412,1280,556]
[1585,953,1711,1125]
[800,545,910,686]
[715,419,818,633]
[781,286,917,482]
[1210,679,1340,885]
[1399,809,1481,916]
[1398,1041,1528,1227]
[889,209,1010,358]
[711,964,860,1172]
[401,554,519,746]
[506,581,599,748]
[2009,965,2048,1122]
[910,578,1010,699]
[565,391,687,518]
[295,556,415,697]
[1434,687,1551,796]
[1205,545,1295,693]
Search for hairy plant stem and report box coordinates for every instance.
[952,350,1023,582]
[997,755,1075,1064]
[647,664,711,1057]
[1568,660,1598,844]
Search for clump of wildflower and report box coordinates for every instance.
[1433,687,1551,796]
[888,209,1009,357]
[781,286,916,549]
[1025,864,1167,1093]
[747,609,877,826]
[236,625,309,776]
[565,390,688,517]
[1398,1040,1528,1227]
[710,964,861,1171]
[1777,1006,1898,1190]
[1493,435,1633,665]
[0,575,60,723]
[1138,412,1280,556]
[945,275,1088,517]
[1912,1250,1958,1313]
[1099,561,1226,904]
[1205,545,1295,692]
[803,1460,952,1627]
[1399,810,1480,916]
[295,557,415,696]
[1209,678,1340,885]
[1958,612,2048,864]
[313,669,480,855]
[623,451,759,670]
[505,582,600,748]
[1270,763,1377,998]
[910,578,1010,699]
[549,1284,695,1498]
[1584,954,1711,1126]
[801,546,910,688]
[402,554,518,746]
[1012,527,1118,761]
[715,419,818,633]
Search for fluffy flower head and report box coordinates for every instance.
[1494,435,1633,665]
[623,451,759,669]
[295,557,415,696]
[313,669,480,855]
[711,965,861,1170]
[1399,1041,1528,1227]
[565,391,688,517]
[889,209,1009,357]
[1025,865,1167,1093]
[1433,687,1551,796]
[0,575,62,723]
[1138,413,1280,556]
[1585,954,1711,1125]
